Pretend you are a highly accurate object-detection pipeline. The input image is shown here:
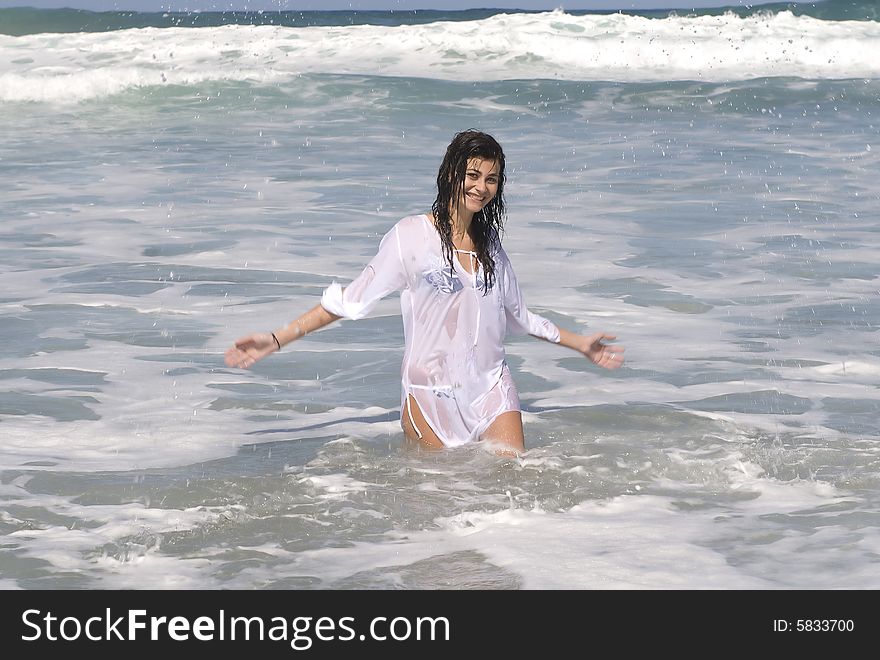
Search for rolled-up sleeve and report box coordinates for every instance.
[321,224,407,320]
[501,248,560,343]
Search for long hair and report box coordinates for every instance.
[431,129,506,293]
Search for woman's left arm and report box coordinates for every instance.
[500,248,624,369]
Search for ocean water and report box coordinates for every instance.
[0,0,878,591]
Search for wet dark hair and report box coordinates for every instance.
[431,129,506,293]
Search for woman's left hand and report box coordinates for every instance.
[581,332,625,370]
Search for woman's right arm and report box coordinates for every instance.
[224,304,341,369]
[225,220,408,370]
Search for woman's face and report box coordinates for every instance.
[459,157,500,215]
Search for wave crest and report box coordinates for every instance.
[2,10,879,103]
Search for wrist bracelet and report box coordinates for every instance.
[271,332,281,350]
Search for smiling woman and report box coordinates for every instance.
[224,129,624,455]
[3,0,879,599]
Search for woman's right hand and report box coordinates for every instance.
[224,333,278,369]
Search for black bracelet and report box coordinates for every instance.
[271,333,281,350]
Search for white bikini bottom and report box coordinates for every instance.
[404,363,520,448]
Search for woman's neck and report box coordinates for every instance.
[427,208,475,246]
[450,207,474,241]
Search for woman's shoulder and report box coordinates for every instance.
[377,214,435,268]
[395,213,430,229]
[387,213,432,240]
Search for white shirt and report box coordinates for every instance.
[321,214,560,446]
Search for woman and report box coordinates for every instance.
[224,130,624,455]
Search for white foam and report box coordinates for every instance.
[4,483,229,588]
[3,11,880,102]
[273,475,870,589]
[302,473,375,500]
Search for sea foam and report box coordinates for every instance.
[2,10,880,103]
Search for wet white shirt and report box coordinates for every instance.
[321,214,560,446]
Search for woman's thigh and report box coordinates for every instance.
[401,394,445,450]
[481,410,525,456]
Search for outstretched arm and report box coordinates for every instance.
[535,328,625,370]
[224,304,341,369]
[225,221,409,370]
[499,248,624,370]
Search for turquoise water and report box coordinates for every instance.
[2,1,879,38]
